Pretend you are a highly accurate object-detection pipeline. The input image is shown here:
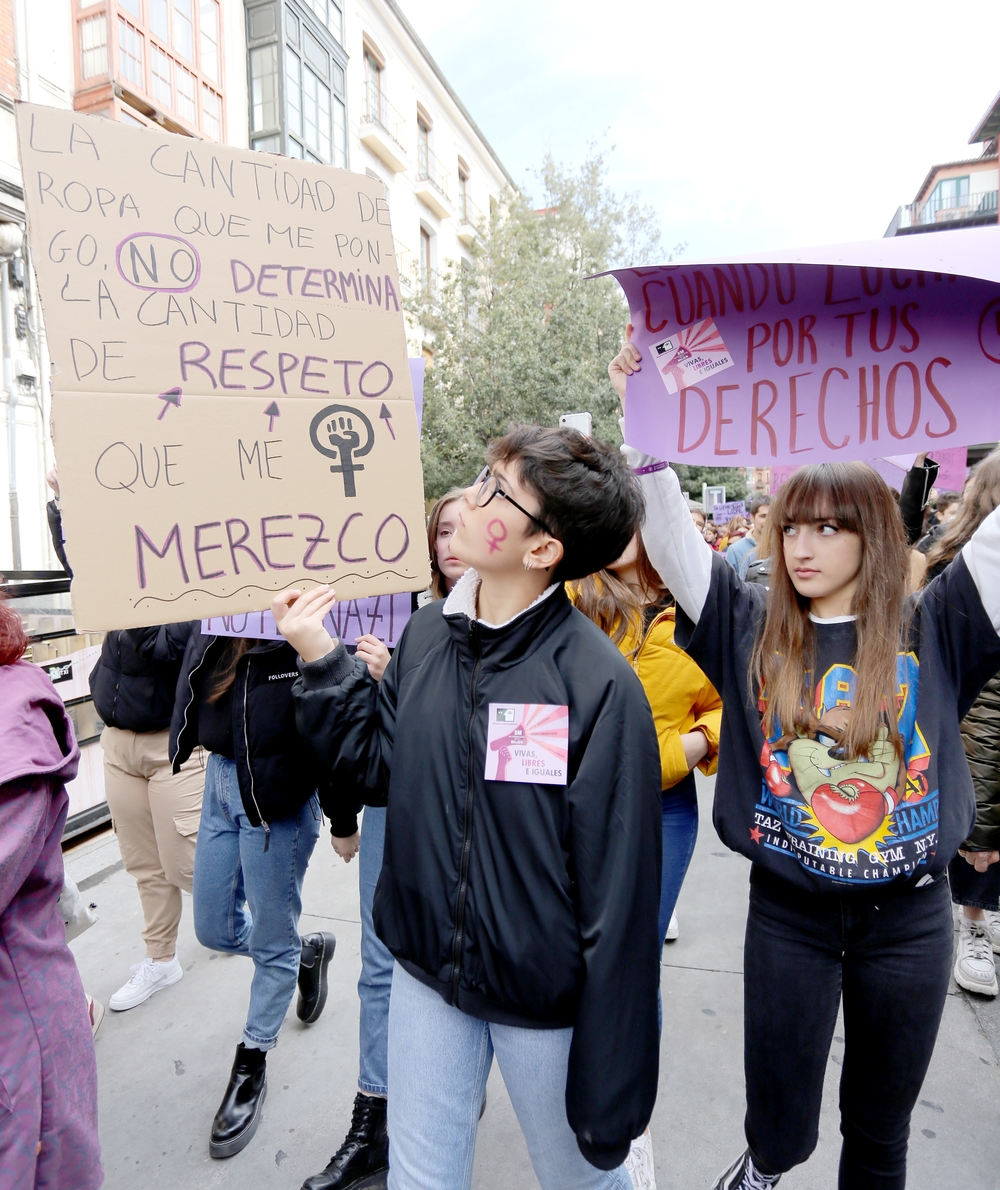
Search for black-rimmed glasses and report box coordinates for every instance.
[473,466,554,536]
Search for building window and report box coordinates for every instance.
[420,226,432,289]
[175,63,196,123]
[246,0,348,167]
[299,0,342,44]
[250,42,279,133]
[80,14,108,79]
[120,0,141,17]
[458,166,469,223]
[118,19,144,88]
[151,43,173,105]
[200,0,220,82]
[150,0,169,40]
[365,49,381,121]
[202,84,221,139]
[417,116,429,178]
[173,0,194,61]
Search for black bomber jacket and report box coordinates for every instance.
[292,573,663,1170]
[170,633,334,832]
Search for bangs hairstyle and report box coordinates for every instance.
[750,462,910,762]
[486,425,643,583]
[569,532,665,655]
[426,488,465,601]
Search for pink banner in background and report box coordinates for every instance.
[612,226,1000,467]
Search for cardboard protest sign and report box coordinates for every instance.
[711,499,747,523]
[202,591,412,647]
[612,226,1000,466]
[17,103,428,629]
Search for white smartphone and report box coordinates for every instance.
[559,412,592,436]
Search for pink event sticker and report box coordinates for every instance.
[484,703,569,786]
[650,317,734,394]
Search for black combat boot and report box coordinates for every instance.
[209,1043,268,1159]
[300,1092,389,1190]
[297,932,337,1023]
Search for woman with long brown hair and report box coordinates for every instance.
[611,334,1000,1190]
[168,631,335,1161]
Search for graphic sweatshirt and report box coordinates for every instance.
[628,448,1000,893]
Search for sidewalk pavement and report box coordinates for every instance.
[65,774,1000,1190]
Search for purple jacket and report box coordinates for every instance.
[0,659,102,1189]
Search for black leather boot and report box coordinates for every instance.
[300,1092,389,1190]
[209,1043,268,1159]
[297,932,337,1023]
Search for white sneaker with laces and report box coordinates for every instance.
[624,1127,655,1189]
[984,909,1000,954]
[664,912,679,942]
[712,1150,781,1190]
[954,917,999,997]
[108,956,184,1011]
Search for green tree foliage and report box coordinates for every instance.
[409,152,665,497]
[672,464,750,504]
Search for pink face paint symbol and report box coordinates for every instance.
[486,518,508,554]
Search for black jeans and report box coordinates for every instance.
[948,849,1000,909]
[743,865,953,1189]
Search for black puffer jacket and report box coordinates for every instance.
[959,673,1000,850]
[170,632,333,830]
[292,580,662,1170]
[90,623,196,733]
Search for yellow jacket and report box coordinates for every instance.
[613,604,723,790]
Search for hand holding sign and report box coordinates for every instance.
[272,585,339,664]
[608,323,641,407]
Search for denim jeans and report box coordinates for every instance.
[192,753,321,1050]
[743,865,953,1188]
[358,805,393,1094]
[658,773,699,946]
[386,963,631,1190]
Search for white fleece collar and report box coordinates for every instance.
[808,612,856,624]
[442,567,559,629]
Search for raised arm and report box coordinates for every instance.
[609,327,711,624]
[960,505,1000,633]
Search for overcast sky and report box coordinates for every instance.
[400,0,1000,263]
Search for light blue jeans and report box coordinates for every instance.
[386,963,631,1190]
[358,805,393,1094]
[192,753,321,1049]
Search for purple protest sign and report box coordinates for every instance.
[612,225,1000,466]
[202,591,412,647]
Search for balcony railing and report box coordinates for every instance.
[417,145,451,203]
[457,193,483,227]
[897,189,999,230]
[360,89,407,152]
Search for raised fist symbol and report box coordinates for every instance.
[326,416,361,458]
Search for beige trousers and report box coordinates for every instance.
[101,726,207,961]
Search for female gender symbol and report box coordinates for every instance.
[486,518,508,553]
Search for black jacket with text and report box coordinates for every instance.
[292,579,662,1170]
[170,632,333,830]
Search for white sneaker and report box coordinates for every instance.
[984,909,1000,954]
[108,956,184,1011]
[954,918,999,997]
[664,912,679,942]
[624,1127,655,1190]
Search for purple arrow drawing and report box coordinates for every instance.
[156,387,182,419]
[378,402,395,440]
[264,400,281,433]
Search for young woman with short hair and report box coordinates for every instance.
[275,425,663,1190]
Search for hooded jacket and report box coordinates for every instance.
[1,661,102,1190]
[292,570,662,1170]
[90,623,196,734]
[170,632,333,831]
